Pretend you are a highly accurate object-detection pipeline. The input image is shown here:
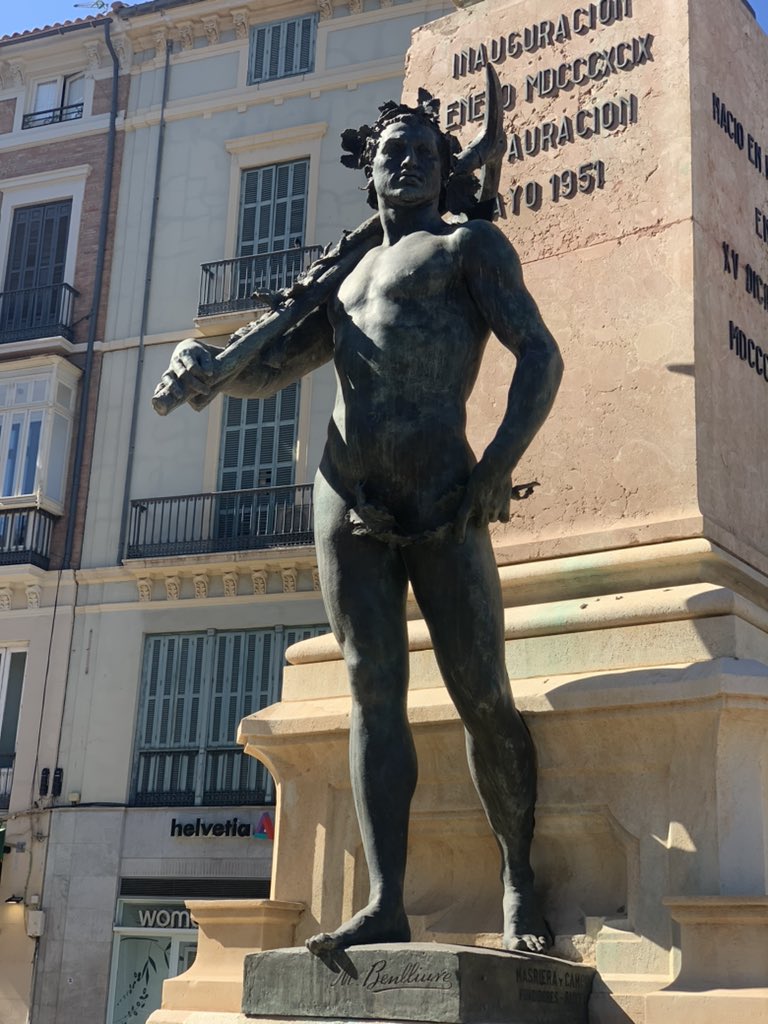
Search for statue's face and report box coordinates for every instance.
[371,119,442,208]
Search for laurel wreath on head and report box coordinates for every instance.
[340,89,481,215]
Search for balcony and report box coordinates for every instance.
[0,755,14,810]
[132,747,272,807]
[0,507,56,569]
[197,244,322,319]
[21,102,84,130]
[126,483,314,560]
[0,283,78,345]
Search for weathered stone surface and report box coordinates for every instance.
[242,943,594,1023]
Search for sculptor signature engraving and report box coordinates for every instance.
[361,959,453,993]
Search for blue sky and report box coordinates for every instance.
[2,0,768,36]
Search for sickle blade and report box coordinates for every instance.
[452,65,506,218]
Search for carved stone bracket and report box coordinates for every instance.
[137,578,153,602]
[177,22,195,50]
[153,30,169,57]
[85,42,102,72]
[231,9,250,39]
[318,0,334,19]
[252,569,269,595]
[165,575,181,601]
[0,587,12,611]
[193,574,210,599]
[312,567,321,592]
[26,585,41,610]
[281,567,298,593]
[223,571,239,598]
[10,62,24,88]
[202,16,220,45]
[113,39,129,70]
[348,0,363,13]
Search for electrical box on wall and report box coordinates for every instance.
[25,910,45,938]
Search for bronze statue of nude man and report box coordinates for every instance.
[160,91,563,956]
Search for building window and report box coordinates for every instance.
[131,626,327,807]
[239,159,308,260]
[247,16,316,84]
[220,385,300,491]
[0,361,78,510]
[0,199,77,343]
[22,74,85,129]
[0,650,27,810]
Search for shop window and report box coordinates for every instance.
[0,361,78,511]
[23,74,85,129]
[131,625,328,807]
[107,899,197,1024]
[0,650,27,811]
[247,15,316,84]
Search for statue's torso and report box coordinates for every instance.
[324,226,490,531]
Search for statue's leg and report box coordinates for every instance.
[404,524,550,953]
[306,475,415,954]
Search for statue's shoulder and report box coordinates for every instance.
[452,218,520,266]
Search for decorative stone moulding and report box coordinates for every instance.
[223,571,239,597]
[312,567,321,591]
[193,574,209,599]
[165,575,181,601]
[348,0,363,13]
[0,587,12,611]
[318,0,334,19]
[25,585,41,610]
[136,578,152,602]
[10,63,24,87]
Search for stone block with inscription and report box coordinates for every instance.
[242,944,594,1024]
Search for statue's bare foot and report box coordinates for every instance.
[501,884,552,954]
[305,902,410,955]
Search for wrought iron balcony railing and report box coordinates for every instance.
[0,508,56,570]
[198,244,323,317]
[126,483,314,559]
[0,283,78,344]
[131,746,272,807]
[0,754,14,810]
[21,102,84,129]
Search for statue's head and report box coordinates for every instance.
[341,91,462,212]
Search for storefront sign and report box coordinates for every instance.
[169,812,274,840]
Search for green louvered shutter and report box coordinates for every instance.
[134,634,207,805]
[219,383,300,493]
[4,201,71,294]
[238,160,308,258]
[248,16,316,84]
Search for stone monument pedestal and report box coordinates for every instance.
[243,944,594,1024]
[236,539,768,1024]
[151,899,304,1022]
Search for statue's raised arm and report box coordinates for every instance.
[152,66,506,417]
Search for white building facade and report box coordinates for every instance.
[31,1,451,1023]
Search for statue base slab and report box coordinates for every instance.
[242,943,594,1023]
